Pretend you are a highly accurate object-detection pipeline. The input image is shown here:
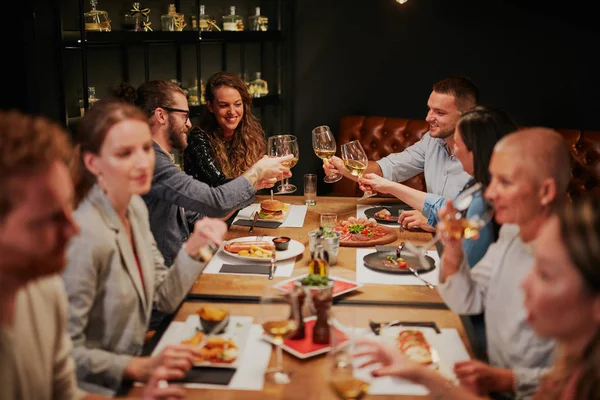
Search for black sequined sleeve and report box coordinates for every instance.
[183,129,229,187]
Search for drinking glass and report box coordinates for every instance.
[320,213,338,229]
[268,134,299,194]
[340,140,376,201]
[258,286,300,384]
[403,182,494,269]
[312,125,343,183]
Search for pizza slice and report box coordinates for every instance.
[396,329,433,365]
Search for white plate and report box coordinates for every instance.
[222,236,305,262]
[152,315,253,369]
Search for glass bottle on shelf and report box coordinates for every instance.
[84,0,111,32]
[248,72,269,98]
[249,7,268,31]
[88,86,99,108]
[222,6,243,32]
[161,4,186,32]
[123,2,148,32]
[187,79,200,106]
[198,5,216,31]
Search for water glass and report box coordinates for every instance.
[304,174,317,205]
[320,213,337,228]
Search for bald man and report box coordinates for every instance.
[436,128,571,400]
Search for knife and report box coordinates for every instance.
[369,320,441,334]
[249,211,259,233]
[269,250,276,280]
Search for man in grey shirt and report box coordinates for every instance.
[325,75,475,231]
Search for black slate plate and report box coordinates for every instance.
[363,250,435,274]
[364,205,413,224]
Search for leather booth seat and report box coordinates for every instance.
[331,115,600,200]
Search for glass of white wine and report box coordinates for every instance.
[268,134,299,195]
[259,285,300,384]
[340,140,376,201]
[403,182,494,270]
[312,125,342,183]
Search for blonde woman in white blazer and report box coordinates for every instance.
[62,99,227,395]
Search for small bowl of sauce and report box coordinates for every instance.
[272,236,291,251]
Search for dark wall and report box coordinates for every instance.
[291,0,600,193]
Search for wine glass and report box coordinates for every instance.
[328,307,370,400]
[268,134,299,194]
[258,286,300,384]
[403,182,494,270]
[312,125,343,183]
[340,140,376,201]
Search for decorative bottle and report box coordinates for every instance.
[198,5,217,31]
[84,0,111,32]
[222,6,243,31]
[249,7,268,31]
[88,86,99,108]
[248,72,269,98]
[161,4,186,32]
[123,2,149,32]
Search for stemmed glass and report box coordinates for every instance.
[268,134,299,194]
[403,182,494,270]
[258,285,300,384]
[340,140,376,201]
[312,125,343,183]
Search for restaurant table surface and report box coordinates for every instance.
[132,302,474,399]
[190,195,446,307]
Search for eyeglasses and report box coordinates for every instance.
[159,106,190,122]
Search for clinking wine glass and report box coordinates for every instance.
[259,286,300,384]
[403,182,494,270]
[340,140,376,201]
[268,134,299,194]
[312,125,343,183]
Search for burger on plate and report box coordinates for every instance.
[258,199,285,220]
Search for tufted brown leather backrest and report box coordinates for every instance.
[331,115,600,199]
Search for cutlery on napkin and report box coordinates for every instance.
[369,320,441,335]
[219,264,271,275]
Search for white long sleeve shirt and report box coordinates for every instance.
[437,224,554,400]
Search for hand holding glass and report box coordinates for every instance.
[312,125,343,183]
[268,135,299,194]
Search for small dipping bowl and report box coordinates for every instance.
[272,236,291,251]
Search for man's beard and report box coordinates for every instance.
[168,115,188,152]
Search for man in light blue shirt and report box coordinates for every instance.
[325,76,476,231]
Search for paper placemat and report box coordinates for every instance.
[203,249,295,277]
[354,328,469,395]
[233,203,308,228]
[356,248,440,286]
[140,324,271,391]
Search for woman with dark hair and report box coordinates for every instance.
[63,98,228,395]
[360,105,518,267]
[183,71,267,187]
[353,195,600,400]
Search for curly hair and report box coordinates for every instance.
[533,196,600,400]
[197,72,266,178]
[71,98,148,204]
[0,110,72,219]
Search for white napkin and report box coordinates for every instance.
[202,248,295,277]
[354,329,469,395]
[356,204,401,227]
[145,323,272,391]
[234,203,308,228]
[355,248,440,286]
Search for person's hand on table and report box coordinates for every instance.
[358,173,393,195]
[398,209,434,232]
[453,359,514,396]
[353,339,425,381]
[140,366,187,399]
[184,218,227,259]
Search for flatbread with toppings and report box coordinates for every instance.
[333,217,397,247]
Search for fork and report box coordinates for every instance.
[408,266,436,289]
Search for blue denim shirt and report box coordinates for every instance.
[376,132,470,199]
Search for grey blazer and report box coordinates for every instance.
[62,185,206,393]
[143,142,255,266]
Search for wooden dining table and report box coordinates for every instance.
[189,195,446,307]
[132,302,474,400]
[130,195,480,399]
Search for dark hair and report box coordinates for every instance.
[72,98,148,204]
[534,196,600,400]
[196,72,266,178]
[115,80,186,120]
[0,110,72,219]
[433,75,479,112]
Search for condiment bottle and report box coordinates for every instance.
[311,286,332,344]
[308,230,329,277]
[289,283,306,340]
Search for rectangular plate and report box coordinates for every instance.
[273,274,364,297]
[262,316,350,359]
[378,325,440,368]
[153,315,253,369]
